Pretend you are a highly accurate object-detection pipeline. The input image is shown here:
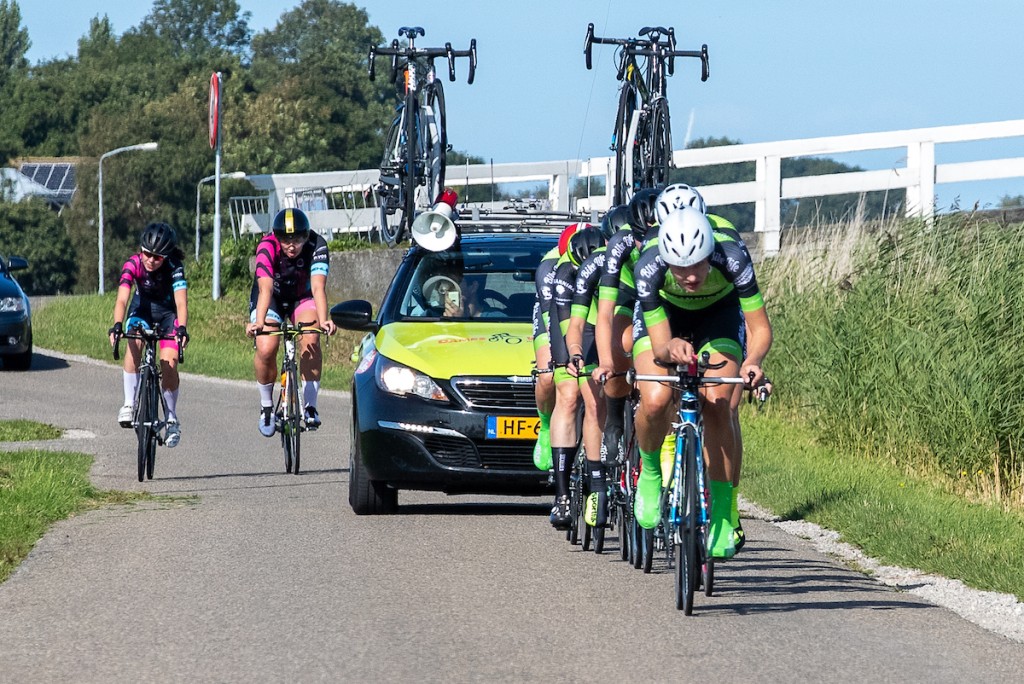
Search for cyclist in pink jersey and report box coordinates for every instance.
[108,222,189,448]
[245,208,337,436]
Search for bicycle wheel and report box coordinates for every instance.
[377,113,408,246]
[568,457,583,545]
[289,365,302,474]
[639,98,672,190]
[135,369,157,482]
[400,91,418,242]
[612,86,638,205]
[423,81,447,205]
[641,526,655,573]
[675,424,699,614]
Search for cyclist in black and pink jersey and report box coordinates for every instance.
[108,222,189,448]
[245,208,337,437]
[631,204,772,559]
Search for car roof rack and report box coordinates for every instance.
[454,202,598,234]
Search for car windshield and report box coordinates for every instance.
[395,240,549,322]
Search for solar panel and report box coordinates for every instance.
[18,162,76,204]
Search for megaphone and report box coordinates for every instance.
[412,188,459,251]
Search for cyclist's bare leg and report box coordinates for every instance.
[700,353,742,484]
[580,375,604,463]
[533,343,554,470]
[632,348,674,455]
[122,339,143,374]
[253,327,281,384]
[159,346,179,392]
[296,310,322,383]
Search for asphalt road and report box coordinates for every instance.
[1,351,1023,682]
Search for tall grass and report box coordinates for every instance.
[761,213,1024,506]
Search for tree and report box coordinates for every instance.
[135,0,252,62]
[246,0,391,171]
[0,198,77,294]
[0,0,28,81]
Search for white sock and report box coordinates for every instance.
[258,382,275,407]
[302,380,320,409]
[123,371,139,406]
[162,388,179,422]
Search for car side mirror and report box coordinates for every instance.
[330,300,378,332]
[7,256,28,272]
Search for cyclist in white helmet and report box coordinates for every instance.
[630,205,773,559]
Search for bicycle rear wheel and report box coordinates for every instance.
[675,424,699,614]
[639,98,672,190]
[377,112,408,246]
[400,92,418,242]
[281,366,302,474]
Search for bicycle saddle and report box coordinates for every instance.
[399,26,425,39]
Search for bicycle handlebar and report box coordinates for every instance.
[112,326,185,364]
[368,36,477,85]
[584,22,709,82]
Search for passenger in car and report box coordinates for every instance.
[407,254,485,318]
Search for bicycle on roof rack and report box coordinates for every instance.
[369,26,477,247]
[585,24,709,206]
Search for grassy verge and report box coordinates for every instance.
[32,291,365,391]
[0,420,147,583]
[742,405,1024,601]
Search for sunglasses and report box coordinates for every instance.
[141,250,166,261]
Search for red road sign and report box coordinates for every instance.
[209,72,221,149]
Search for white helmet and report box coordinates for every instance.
[658,206,715,267]
[656,183,706,224]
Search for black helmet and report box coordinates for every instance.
[140,222,177,257]
[628,187,662,243]
[599,204,631,240]
[272,208,311,239]
[567,225,605,267]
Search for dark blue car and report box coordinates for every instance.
[0,254,32,370]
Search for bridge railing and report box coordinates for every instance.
[234,119,1024,254]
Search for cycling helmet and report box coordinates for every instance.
[140,222,177,257]
[656,183,706,223]
[272,208,311,239]
[628,187,662,243]
[658,206,715,267]
[567,225,605,267]
[599,204,631,240]
[557,222,584,256]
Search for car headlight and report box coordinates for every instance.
[0,297,26,313]
[376,357,448,401]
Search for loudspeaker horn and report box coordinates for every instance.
[412,188,459,252]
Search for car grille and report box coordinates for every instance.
[450,376,536,410]
[422,433,535,471]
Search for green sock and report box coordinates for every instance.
[634,447,663,529]
[731,485,740,527]
[533,411,553,471]
[709,480,736,558]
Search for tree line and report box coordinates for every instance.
[0,0,904,295]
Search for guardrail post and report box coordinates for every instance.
[551,172,568,211]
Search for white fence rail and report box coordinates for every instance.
[236,119,1024,254]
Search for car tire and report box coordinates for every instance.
[4,335,31,371]
[349,416,398,515]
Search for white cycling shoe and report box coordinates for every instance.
[164,420,181,449]
[117,404,133,428]
[258,406,276,437]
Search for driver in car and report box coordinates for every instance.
[409,253,483,318]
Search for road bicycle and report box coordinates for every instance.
[256,321,324,475]
[630,353,753,615]
[369,26,476,246]
[113,325,183,482]
[585,24,709,206]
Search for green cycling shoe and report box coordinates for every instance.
[708,480,736,559]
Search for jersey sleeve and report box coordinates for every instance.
[633,243,669,328]
[254,235,278,280]
[571,252,604,320]
[118,255,142,290]
[310,233,330,278]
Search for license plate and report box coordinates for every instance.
[486,415,540,440]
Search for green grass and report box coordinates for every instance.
[742,405,1024,600]
[0,421,150,583]
[32,291,364,391]
[0,420,61,442]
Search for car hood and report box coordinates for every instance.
[376,321,535,380]
[0,275,26,299]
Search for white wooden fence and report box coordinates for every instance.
[237,119,1024,255]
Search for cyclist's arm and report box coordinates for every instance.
[740,305,772,386]
[110,285,132,346]
[173,288,188,330]
[311,273,336,335]
[250,277,274,333]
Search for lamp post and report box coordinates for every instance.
[195,171,247,262]
[97,141,159,294]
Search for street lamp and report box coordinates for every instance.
[195,171,247,261]
[97,141,159,294]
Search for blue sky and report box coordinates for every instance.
[22,1,1024,208]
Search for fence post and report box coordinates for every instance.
[755,155,782,255]
[905,140,936,221]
